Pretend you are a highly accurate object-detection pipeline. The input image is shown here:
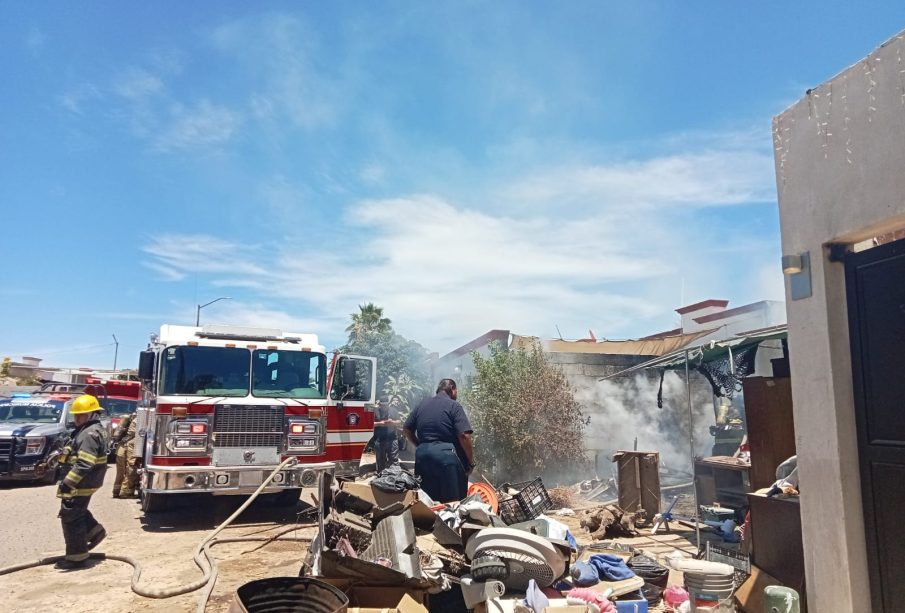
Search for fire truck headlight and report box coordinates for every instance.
[286,419,320,453]
[166,419,210,453]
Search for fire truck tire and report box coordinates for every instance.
[141,491,171,513]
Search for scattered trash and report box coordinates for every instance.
[498,478,555,525]
[371,464,421,493]
[662,585,689,609]
[467,481,500,513]
[579,505,638,539]
[228,577,349,613]
[290,470,694,612]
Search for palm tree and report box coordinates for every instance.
[345,303,392,341]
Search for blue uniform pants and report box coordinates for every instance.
[374,437,399,473]
[415,441,467,503]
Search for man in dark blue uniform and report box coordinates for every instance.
[403,379,475,502]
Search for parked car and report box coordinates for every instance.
[0,394,73,484]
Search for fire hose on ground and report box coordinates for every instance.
[0,457,327,613]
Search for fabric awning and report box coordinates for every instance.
[599,325,788,379]
[510,329,716,357]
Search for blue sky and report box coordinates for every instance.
[2,2,905,368]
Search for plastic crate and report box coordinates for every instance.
[497,478,553,525]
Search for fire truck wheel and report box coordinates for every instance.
[141,491,171,513]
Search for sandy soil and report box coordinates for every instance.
[0,471,320,613]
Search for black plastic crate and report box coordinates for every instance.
[497,478,553,525]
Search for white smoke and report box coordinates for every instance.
[574,371,714,477]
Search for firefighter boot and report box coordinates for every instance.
[87,524,106,550]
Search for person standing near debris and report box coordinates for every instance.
[403,379,475,502]
[373,395,402,472]
[111,412,135,498]
[56,394,109,569]
[115,413,140,498]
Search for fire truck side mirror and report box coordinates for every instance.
[340,359,357,387]
[138,351,155,381]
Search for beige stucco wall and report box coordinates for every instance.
[774,30,905,611]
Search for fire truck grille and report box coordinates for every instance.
[212,405,284,448]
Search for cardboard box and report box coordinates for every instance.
[542,599,591,613]
[735,565,782,613]
[348,588,426,613]
[320,579,428,613]
[341,480,437,530]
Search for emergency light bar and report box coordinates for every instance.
[197,324,302,343]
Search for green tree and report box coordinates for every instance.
[383,373,423,418]
[338,306,431,407]
[345,303,392,342]
[462,341,588,484]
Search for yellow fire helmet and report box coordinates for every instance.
[70,394,101,415]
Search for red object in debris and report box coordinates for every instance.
[467,481,500,514]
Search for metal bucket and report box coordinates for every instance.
[228,577,349,613]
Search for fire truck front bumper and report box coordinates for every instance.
[143,461,337,495]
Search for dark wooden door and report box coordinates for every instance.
[846,237,905,613]
[743,377,797,490]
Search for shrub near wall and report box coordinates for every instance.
[462,341,588,484]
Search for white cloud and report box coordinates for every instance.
[142,128,780,352]
[258,175,309,218]
[143,234,266,278]
[210,14,342,130]
[755,262,786,302]
[360,163,386,185]
[60,83,102,115]
[204,302,344,337]
[153,100,241,151]
[114,68,164,100]
[144,195,680,351]
[502,149,775,209]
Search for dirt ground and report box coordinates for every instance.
[0,470,321,613]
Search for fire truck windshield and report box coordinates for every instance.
[102,398,138,416]
[159,345,250,397]
[252,349,326,399]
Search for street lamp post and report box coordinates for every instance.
[112,334,119,371]
[196,297,232,326]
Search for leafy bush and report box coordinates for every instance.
[462,341,588,484]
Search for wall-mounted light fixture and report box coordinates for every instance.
[782,251,811,300]
[781,254,803,275]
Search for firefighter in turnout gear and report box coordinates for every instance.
[111,413,139,498]
[56,394,109,569]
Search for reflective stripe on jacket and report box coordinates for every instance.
[58,419,109,498]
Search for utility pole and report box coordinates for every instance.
[196,296,232,326]
[112,334,119,371]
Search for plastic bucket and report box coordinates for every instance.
[229,577,349,613]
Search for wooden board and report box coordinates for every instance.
[742,377,797,490]
[613,451,660,518]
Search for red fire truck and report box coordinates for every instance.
[135,324,376,513]
[83,377,141,451]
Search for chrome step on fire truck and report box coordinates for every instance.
[135,324,376,513]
